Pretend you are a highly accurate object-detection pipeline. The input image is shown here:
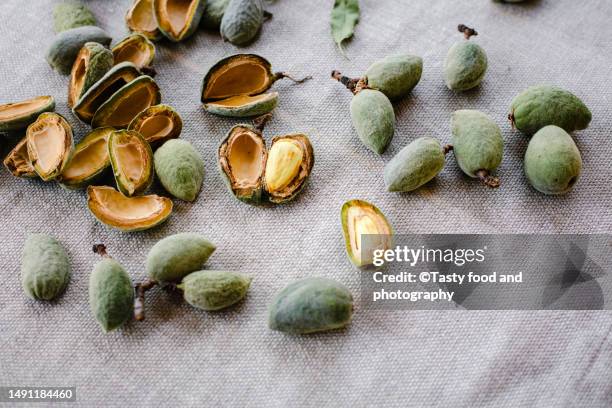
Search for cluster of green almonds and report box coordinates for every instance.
[126,0,268,45]
[3,2,206,233]
[332,24,591,195]
[20,233,354,334]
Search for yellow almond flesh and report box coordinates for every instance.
[206,61,268,100]
[138,115,173,140]
[0,97,50,121]
[347,206,392,265]
[227,130,264,188]
[28,120,65,174]
[265,140,303,192]
[62,137,108,181]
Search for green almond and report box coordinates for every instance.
[89,257,134,332]
[444,41,488,91]
[201,0,230,29]
[146,233,216,282]
[91,75,161,129]
[53,1,96,33]
[68,42,114,108]
[46,26,112,75]
[220,0,264,45]
[179,270,251,311]
[384,137,445,192]
[268,277,353,334]
[21,234,70,301]
[154,139,204,202]
[73,62,141,124]
[366,54,423,101]
[0,95,55,133]
[350,89,395,154]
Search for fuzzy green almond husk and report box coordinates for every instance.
[366,54,423,101]
[510,85,592,135]
[53,1,97,33]
[128,104,183,147]
[200,54,275,103]
[154,0,206,42]
[108,129,154,197]
[220,0,264,45]
[384,137,445,192]
[201,0,230,29]
[204,92,278,118]
[91,76,161,129]
[350,89,395,154]
[46,26,112,75]
[146,233,216,282]
[444,41,488,91]
[451,110,503,178]
[26,112,74,181]
[154,139,204,202]
[524,125,582,195]
[73,62,141,124]
[268,277,353,334]
[341,199,393,267]
[67,42,114,108]
[21,234,70,301]
[89,257,134,332]
[58,127,114,189]
[217,123,266,205]
[179,270,251,311]
[0,96,55,133]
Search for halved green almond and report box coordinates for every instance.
[108,129,153,196]
[68,42,114,108]
[341,200,393,267]
[26,113,74,181]
[87,185,172,232]
[91,76,161,129]
[3,137,37,178]
[153,0,206,42]
[218,124,267,204]
[59,127,114,189]
[112,34,155,70]
[128,104,182,147]
[202,54,275,101]
[0,96,55,133]
[126,0,162,41]
[204,92,278,118]
[264,134,314,204]
[73,62,141,124]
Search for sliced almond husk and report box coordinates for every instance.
[218,124,267,204]
[108,129,153,196]
[153,0,206,42]
[87,185,172,232]
[26,112,74,181]
[73,62,141,124]
[128,104,182,147]
[341,200,393,267]
[112,34,155,71]
[0,96,55,133]
[3,136,37,178]
[264,134,314,204]
[68,42,114,108]
[91,76,161,129]
[126,0,162,41]
[58,127,114,189]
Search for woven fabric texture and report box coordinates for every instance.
[1,0,611,406]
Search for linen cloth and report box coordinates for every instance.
[1,0,611,406]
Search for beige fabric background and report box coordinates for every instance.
[1,0,611,406]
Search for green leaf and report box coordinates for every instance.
[331,0,360,55]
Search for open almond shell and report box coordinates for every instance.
[3,136,37,178]
[26,112,74,181]
[153,0,206,42]
[87,185,172,232]
[108,129,154,196]
[128,104,182,147]
[68,42,114,108]
[126,0,163,41]
[0,96,55,133]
